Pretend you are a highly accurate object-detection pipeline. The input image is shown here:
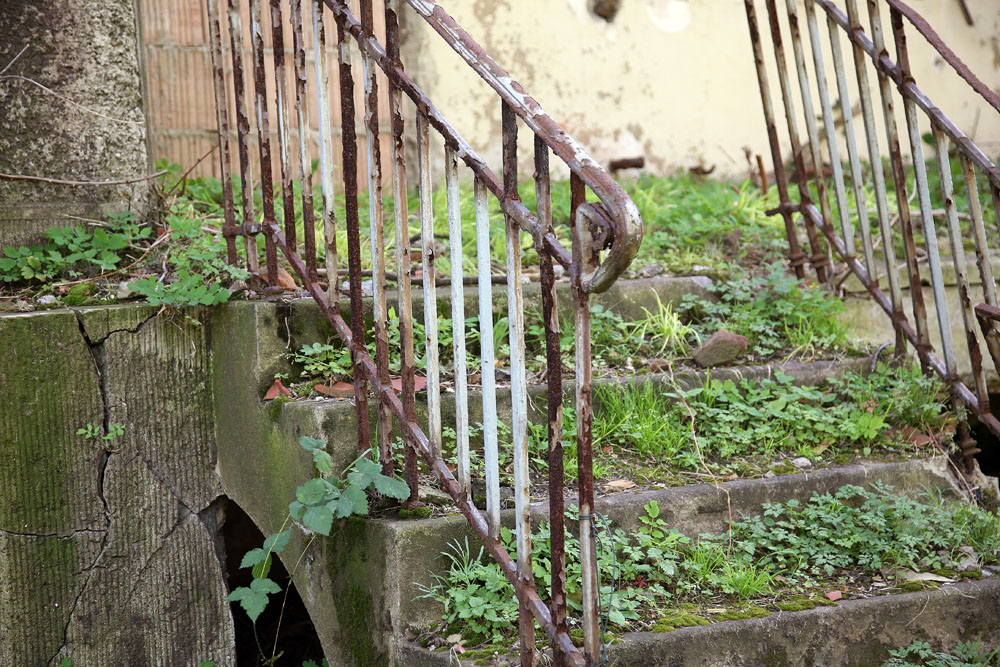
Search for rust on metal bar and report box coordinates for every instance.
[250,0,279,286]
[535,136,568,666]
[336,18,372,455]
[313,0,339,308]
[384,0,418,504]
[206,0,239,265]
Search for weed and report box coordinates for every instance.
[883,640,1000,667]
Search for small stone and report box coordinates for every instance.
[957,546,980,573]
[763,470,776,478]
[603,479,636,492]
[116,281,133,299]
[445,634,462,644]
[691,329,750,368]
[791,457,812,469]
[37,295,57,305]
[640,263,664,278]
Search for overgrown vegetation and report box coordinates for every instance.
[418,485,1000,652]
[883,640,1000,667]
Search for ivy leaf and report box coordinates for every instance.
[373,473,410,500]
[297,478,329,505]
[263,530,291,554]
[299,435,326,451]
[240,548,268,569]
[312,449,332,475]
[302,504,333,535]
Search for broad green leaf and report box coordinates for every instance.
[350,457,381,489]
[289,500,305,520]
[251,577,281,595]
[229,587,269,622]
[312,449,332,475]
[263,530,291,554]
[302,504,333,535]
[251,554,272,580]
[338,484,368,517]
[239,548,268,569]
[299,435,326,451]
[297,478,329,505]
[373,473,410,500]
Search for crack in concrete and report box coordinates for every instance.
[0,527,106,540]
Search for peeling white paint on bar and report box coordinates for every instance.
[418,115,442,460]
[446,147,471,502]
[312,0,338,305]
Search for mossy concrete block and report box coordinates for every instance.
[1,306,234,666]
[0,0,149,247]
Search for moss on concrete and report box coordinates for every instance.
[712,606,770,622]
[651,609,711,633]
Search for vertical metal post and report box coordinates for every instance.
[336,18,372,455]
[360,0,394,475]
[291,0,317,278]
[385,0,418,503]
[417,113,443,460]
[535,136,568,666]
[313,0,338,306]
[250,0,279,285]
[743,0,806,278]
[570,172,599,663]
[226,0,259,273]
[961,157,1000,375]
[762,0,830,281]
[206,0,239,266]
[503,102,533,667]
[270,0,297,251]
[446,147,472,504]
[866,0,931,364]
[475,176,502,539]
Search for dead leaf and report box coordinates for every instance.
[824,590,843,601]
[602,446,613,454]
[451,644,465,654]
[265,266,297,291]
[706,607,727,614]
[390,376,428,394]
[468,373,482,385]
[899,569,953,584]
[445,634,462,644]
[812,439,832,456]
[314,381,355,398]
[263,379,292,401]
[604,479,636,492]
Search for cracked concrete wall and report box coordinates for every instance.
[0,306,234,666]
[0,0,150,248]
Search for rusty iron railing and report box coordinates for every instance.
[207,0,642,663]
[744,0,1000,466]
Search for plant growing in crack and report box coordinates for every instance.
[227,435,410,664]
[77,422,124,451]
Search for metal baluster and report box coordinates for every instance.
[336,17,372,455]
[475,176,502,539]
[932,128,988,408]
[866,0,932,364]
[844,0,904,353]
[961,158,1000,381]
[503,102,533,667]
[785,0,840,268]
[417,113,443,461]
[313,0,338,306]
[570,173,599,662]
[762,0,830,282]
[743,0,807,278]
[445,147,472,504]
[269,0,296,251]
[226,0,259,273]
[359,0,393,475]
[535,137,568,666]
[206,0,238,265]
[803,0,853,259]
[291,0,317,278]
[250,0,278,286]
[385,0,418,502]
[824,8,875,281]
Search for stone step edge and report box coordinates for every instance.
[400,577,1000,667]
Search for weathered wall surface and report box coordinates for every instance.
[0,306,234,666]
[0,0,150,247]
[399,0,1000,179]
